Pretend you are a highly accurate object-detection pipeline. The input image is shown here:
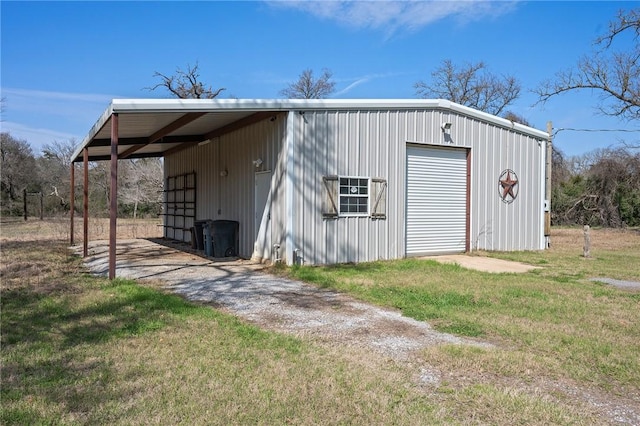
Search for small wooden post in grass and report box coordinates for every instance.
[23,189,27,221]
[583,225,591,258]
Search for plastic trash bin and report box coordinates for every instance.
[203,220,214,257]
[212,220,239,257]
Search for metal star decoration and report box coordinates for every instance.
[499,169,518,204]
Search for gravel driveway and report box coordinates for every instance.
[79,238,487,361]
[76,238,640,424]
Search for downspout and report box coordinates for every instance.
[284,111,295,265]
[545,121,553,248]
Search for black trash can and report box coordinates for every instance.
[203,220,214,257]
[193,220,208,251]
[212,220,239,257]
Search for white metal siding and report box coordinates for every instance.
[164,115,287,260]
[163,105,545,265]
[289,108,544,265]
[469,126,545,251]
[290,110,409,265]
[406,145,467,255]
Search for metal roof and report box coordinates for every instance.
[71,98,549,162]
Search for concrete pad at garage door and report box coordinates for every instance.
[422,255,541,273]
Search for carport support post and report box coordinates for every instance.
[108,113,119,280]
[70,163,75,245]
[83,148,89,257]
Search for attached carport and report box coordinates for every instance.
[70,99,292,279]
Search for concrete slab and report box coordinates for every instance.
[422,255,541,273]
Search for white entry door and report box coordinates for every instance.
[255,171,272,238]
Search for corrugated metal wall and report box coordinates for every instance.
[289,109,545,265]
[164,115,287,260]
[468,120,546,251]
[165,107,545,265]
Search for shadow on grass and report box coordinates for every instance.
[2,239,303,424]
[0,240,217,423]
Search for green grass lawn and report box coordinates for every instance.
[2,239,438,425]
[280,228,640,409]
[2,222,638,424]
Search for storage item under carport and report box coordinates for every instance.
[190,227,197,249]
[210,220,239,257]
[203,221,214,256]
[193,220,208,251]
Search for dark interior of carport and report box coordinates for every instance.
[70,102,280,279]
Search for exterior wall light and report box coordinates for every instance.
[441,122,452,132]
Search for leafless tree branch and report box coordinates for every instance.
[415,59,521,116]
[280,68,336,99]
[146,62,225,99]
[534,8,640,121]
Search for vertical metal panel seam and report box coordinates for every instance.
[285,111,295,265]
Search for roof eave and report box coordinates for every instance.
[70,98,549,163]
[71,102,114,162]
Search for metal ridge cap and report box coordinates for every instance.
[107,98,449,112]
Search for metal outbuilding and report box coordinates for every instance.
[70,99,551,278]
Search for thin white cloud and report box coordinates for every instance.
[0,121,81,154]
[1,87,115,118]
[0,88,115,152]
[267,0,520,34]
[335,78,372,96]
[2,87,117,104]
[334,71,412,96]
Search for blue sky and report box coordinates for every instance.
[1,0,638,157]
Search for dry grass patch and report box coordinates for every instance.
[0,217,162,243]
[2,223,442,425]
[484,226,640,282]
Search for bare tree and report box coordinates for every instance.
[147,62,225,99]
[503,111,531,126]
[552,147,640,227]
[119,158,164,219]
[535,8,640,121]
[414,59,521,116]
[280,68,336,99]
[1,133,37,201]
[37,139,77,212]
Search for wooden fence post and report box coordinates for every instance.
[583,225,591,258]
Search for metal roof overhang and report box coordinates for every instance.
[71,98,550,163]
[71,99,297,162]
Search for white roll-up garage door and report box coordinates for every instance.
[406,145,468,255]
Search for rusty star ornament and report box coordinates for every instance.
[498,169,519,204]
